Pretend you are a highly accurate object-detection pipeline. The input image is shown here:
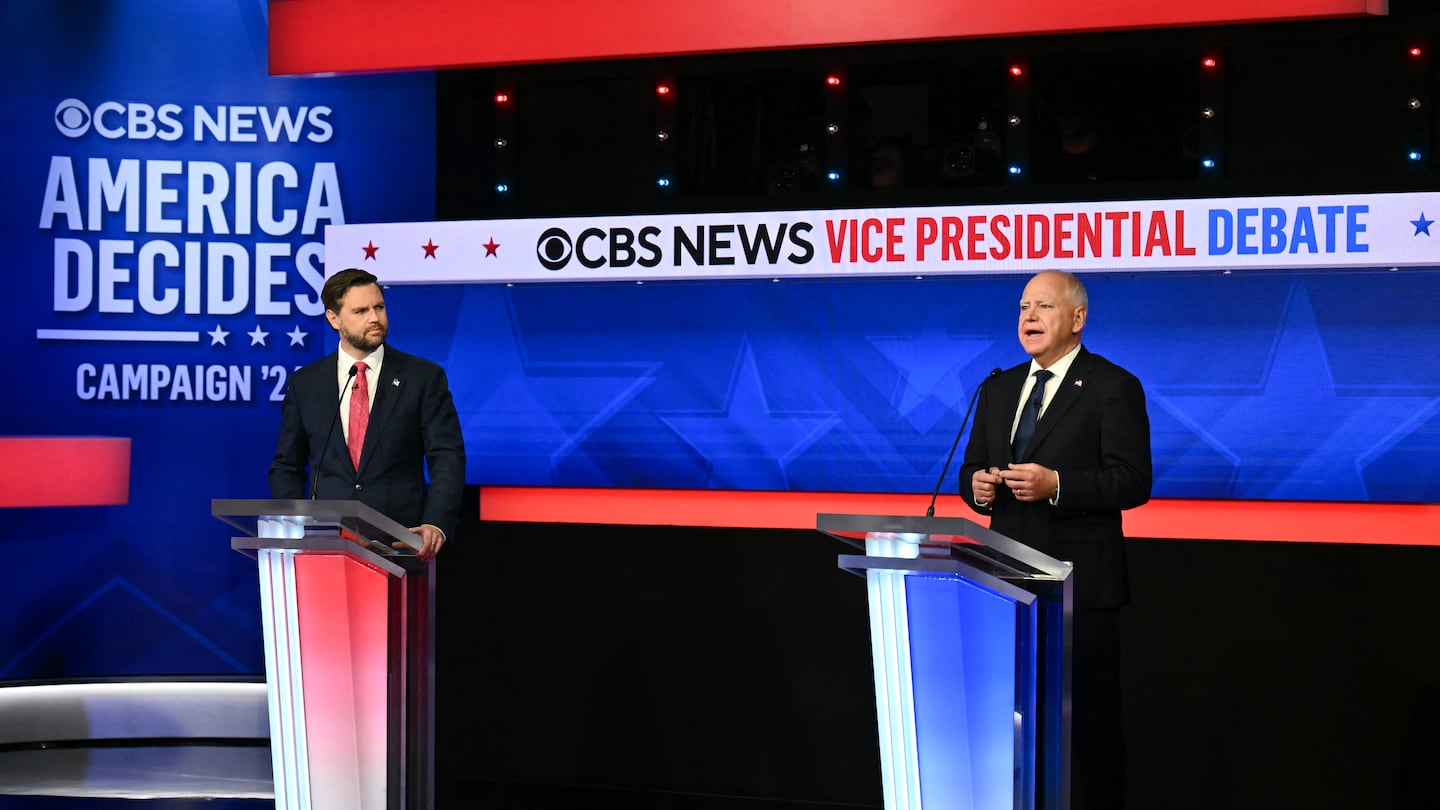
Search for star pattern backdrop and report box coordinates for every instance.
[385,265,1440,502]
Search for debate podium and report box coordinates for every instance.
[818,513,1073,810]
[213,499,434,810]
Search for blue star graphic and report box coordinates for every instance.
[1411,212,1433,236]
[867,323,995,433]
[1149,280,1438,500]
[659,342,840,489]
[441,287,660,484]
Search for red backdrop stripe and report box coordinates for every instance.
[476,486,1438,545]
[269,0,1382,75]
[0,437,131,508]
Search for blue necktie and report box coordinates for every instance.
[1012,369,1054,460]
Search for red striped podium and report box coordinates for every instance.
[214,499,434,810]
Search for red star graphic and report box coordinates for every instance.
[483,237,500,257]
[423,239,439,259]
[362,240,379,260]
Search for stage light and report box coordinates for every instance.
[1007,165,1022,175]
[826,171,840,181]
[494,137,508,148]
[1008,114,1023,126]
[657,178,671,187]
[1409,46,1423,58]
[1202,158,1216,168]
[1409,98,1423,110]
[657,130,670,142]
[826,123,841,134]
[1202,57,1217,68]
[1009,65,1024,77]
[656,84,672,96]
[495,183,509,193]
[1201,107,1216,119]
[1409,150,1423,161]
[826,75,842,87]
[495,93,510,104]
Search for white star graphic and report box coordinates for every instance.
[287,326,308,347]
[208,325,229,346]
[247,325,270,346]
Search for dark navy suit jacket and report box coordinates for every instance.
[959,346,1151,609]
[268,346,466,539]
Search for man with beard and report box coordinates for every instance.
[269,268,465,560]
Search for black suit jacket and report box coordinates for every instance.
[959,346,1151,609]
[268,346,466,539]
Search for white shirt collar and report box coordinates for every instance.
[1029,342,1081,382]
[338,344,385,376]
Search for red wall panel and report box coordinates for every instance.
[269,0,1385,75]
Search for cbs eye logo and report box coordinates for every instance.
[55,99,92,138]
[536,228,573,271]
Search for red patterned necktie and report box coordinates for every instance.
[348,361,369,470]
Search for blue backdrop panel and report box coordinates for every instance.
[385,266,1440,502]
[1,0,434,679]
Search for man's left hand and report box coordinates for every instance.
[1000,463,1058,502]
[401,524,446,561]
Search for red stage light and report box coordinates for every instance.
[825,75,842,87]
[1409,46,1424,57]
[1202,57,1218,68]
[495,92,510,103]
[656,84,672,95]
[1009,65,1024,76]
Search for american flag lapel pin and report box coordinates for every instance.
[392,378,400,387]
[1074,379,1084,388]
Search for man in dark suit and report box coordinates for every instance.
[269,268,465,560]
[959,270,1151,810]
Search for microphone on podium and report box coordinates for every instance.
[925,367,1002,517]
[309,364,360,500]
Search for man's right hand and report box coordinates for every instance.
[971,466,1003,506]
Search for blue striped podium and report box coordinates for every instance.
[819,513,1073,810]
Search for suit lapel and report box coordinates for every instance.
[1024,348,1091,458]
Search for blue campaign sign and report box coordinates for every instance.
[0,1,434,679]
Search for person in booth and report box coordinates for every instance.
[268,267,465,561]
[959,270,1152,810]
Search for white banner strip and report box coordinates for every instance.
[325,191,1440,285]
[36,329,201,342]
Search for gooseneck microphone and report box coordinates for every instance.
[925,367,1002,517]
[309,364,359,500]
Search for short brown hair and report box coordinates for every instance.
[322,268,380,314]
